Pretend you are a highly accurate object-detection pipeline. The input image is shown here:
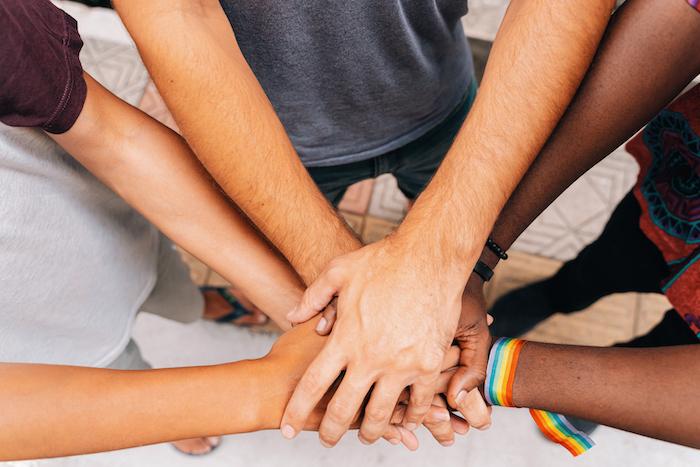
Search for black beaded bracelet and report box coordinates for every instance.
[472,260,494,282]
[486,237,508,261]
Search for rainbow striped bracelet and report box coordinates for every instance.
[484,337,595,457]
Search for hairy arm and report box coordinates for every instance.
[51,73,303,327]
[513,342,700,449]
[484,0,700,267]
[111,0,360,283]
[284,0,616,445]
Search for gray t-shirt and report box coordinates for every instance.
[219,1,474,167]
[0,125,159,366]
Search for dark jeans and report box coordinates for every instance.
[307,79,478,205]
[543,191,697,347]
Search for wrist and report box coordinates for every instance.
[297,224,362,285]
[247,356,296,431]
[388,229,480,288]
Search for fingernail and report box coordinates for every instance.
[441,440,455,447]
[404,422,417,431]
[358,434,371,445]
[207,436,221,447]
[436,411,451,422]
[281,424,296,439]
[388,438,400,445]
[477,422,491,431]
[315,317,327,333]
[455,390,466,405]
[319,439,333,448]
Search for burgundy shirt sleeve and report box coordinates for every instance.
[0,0,87,134]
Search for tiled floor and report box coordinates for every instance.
[23,2,696,466]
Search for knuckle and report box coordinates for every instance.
[360,428,381,442]
[297,375,321,396]
[418,354,443,374]
[364,408,388,425]
[410,392,433,407]
[318,433,338,447]
[324,260,346,280]
[327,401,353,424]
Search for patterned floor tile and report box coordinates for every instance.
[207,270,231,287]
[177,249,210,285]
[511,148,639,261]
[523,293,638,347]
[138,81,180,132]
[340,211,365,237]
[461,0,508,42]
[634,293,672,336]
[338,179,374,215]
[367,174,409,222]
[80,38,150,105]
[361,215,399,244]
[485,251,639,346]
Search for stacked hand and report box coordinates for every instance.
[282,236,493,448]
[266,320,469,449]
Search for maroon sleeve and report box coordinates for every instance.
[0,0,87,134]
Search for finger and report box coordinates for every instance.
[446,366,485,410]
[280,347,347,440]
[454,388,491,430]
[359,380,404,444]
[422,398,455,447]
[486,314,494,326]
[318,374,373,447]
[450,412,470,435]
[396,426,419,451]
[381,424,403,446]
[402,378,437,431]
[314,301,337,336]
[287,266,345,324]
[435,367,457,393]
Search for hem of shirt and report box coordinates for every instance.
[301,75,474,168]
[91,231,160,368]
[42,10,87,135]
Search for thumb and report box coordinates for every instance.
[286,266,345,324]
[446,366,485,409]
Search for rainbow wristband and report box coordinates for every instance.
[484,337,595,457]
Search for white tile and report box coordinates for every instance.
[367,174,409,223]
[53,1,134,45]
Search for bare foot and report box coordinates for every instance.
[202,287,268,326]
[171,436,221,456]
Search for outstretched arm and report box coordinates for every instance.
[112,0,361,284]
[485,0,700,267]
[447,0,700,412]
[51,73,302,327]
[511,341,700,449]
[0,319,463,461]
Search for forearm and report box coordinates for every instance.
[0,321,324,461]
[513,342,700,448]
[486,0,700,266]
[112,0,360,283]
[52,74,302,327]
[401,0,614,272]
[0,361,266,460]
